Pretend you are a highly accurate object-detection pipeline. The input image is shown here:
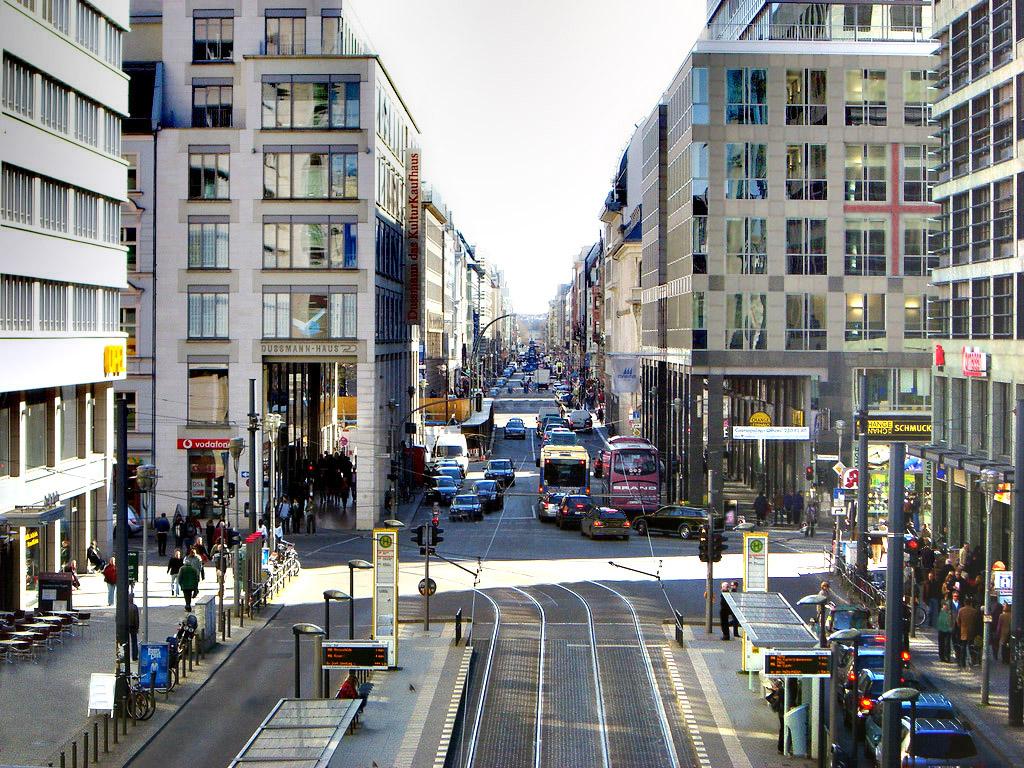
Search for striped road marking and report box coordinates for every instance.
[660,635,712,768]
[433,645,474,768]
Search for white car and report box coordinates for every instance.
[566,409,593,432]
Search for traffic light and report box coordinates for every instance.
[411,524,426,547]
[711,533,727,562]
[227,481,236,499]
[698,526,709,563]
[226,528,240,548]
[805,464,814,482]
[905,535,920,566]
[213,476,224,502]
[430,525,444,547]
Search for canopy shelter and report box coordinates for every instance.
[228,698,360,768]
[723,591,818,649]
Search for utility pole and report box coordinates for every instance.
[705,469,716,634]
[856,374,869,579]
[114,397,129,703]
[880,442,906,768]
[1011,397,1024,726]
[424,537,431,631]
[248,379,258,534]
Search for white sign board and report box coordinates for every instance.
[994,571,1013,603]
[731,426,810,441]
[817,454,840,462]
[743,532,769,592]
[88,673,117,715]
[832,505,846,517]
[372,528,399,666]
[833,462,846,477]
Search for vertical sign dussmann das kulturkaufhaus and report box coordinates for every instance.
[406,150,421,323]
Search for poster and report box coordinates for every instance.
[372,528,399,667]
[139,643,170,689]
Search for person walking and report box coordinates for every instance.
[306,503,317,534]
[167,549,183,597]
[954,598,980,668]
[128,596,140,661]
[340,476,350,514]
[782,491,795,527]
[718,582,735,640]
[63,559,82,589]
[172,511,185,552]
[278,497,291,534]
[936,601,954,662]
[996,603,1012,663]
[792,492,804,527]
[753,492,768,526]
[921,571,940,627]
[155,513,170,556]
[102,556,117,605]
[177,557,200,612]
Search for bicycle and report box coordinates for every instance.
[125,672,156,720]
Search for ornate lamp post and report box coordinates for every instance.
[135,464,158,644]
[980,468,1001,704]
[347,559,373,640]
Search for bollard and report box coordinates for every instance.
[149,671,156,710]
[60,751,66,768]
[103,715,109,753]
[455,608,463,645]
[188,640,193,671]
[122,706,127,736]
[71,741,77,768]
[675,611,686,648]
[227,607,232,638]
[112,712,118,745]
[83,730,89,768]
[93,721,98,762]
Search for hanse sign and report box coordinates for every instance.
[859,415,931,442]
[177,438,233,450]
[763,650,830,677]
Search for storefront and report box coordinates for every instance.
[854,414,933,529]
[178,438,233,522]
[0,502,67,610]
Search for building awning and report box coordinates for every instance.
[0,504,67,527]
[723,591,818,649]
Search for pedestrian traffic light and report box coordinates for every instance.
[430,526,444,546]
[905,535,920,566]
[227,481,236,499]
[805,464,814,482]
[698,526,709,563]
[711,533,727,562]
[412,524,426,547]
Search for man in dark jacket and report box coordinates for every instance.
[155,513,170,556]
[128,597,140,661]
[719,582,736,640]
[753,493,768,526]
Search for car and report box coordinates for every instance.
[488,387,499,397]
[425,475,459,505]
[836,639,912,712]
[594,449,609,478]
[556,494,594,529]
[433,459,466,478]
[504,418,527,440]
[825,603,872,634]
[544,430,578,447]
[435,465,465,488]
[473,479,504,512]
[566,409,593,432]
[538,492,568,521]
[873,718,982,767]
[539,416,568,434]
[581,506,631,540]
[484,459,516,488]
[632,505,725,538]
[113,504,142,537]
[536,407,561,429]
[450,493,483,521]
[864,693,961,758]
[849,669,886,724]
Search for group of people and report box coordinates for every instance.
[752,490,814,530]
[717,581,742,640]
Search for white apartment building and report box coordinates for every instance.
[129,0,418,530]
[1,0,129,609]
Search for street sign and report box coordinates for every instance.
[840,467,860,489]
[322,641,390,670]
[832,461,846,477]
[372,528,398,667]
[763,650,830,677]
[994,571,1013,603]
[139,643,170,689]
[127,550,139,583]
[743,533,769,592]
[632,425,641,436]
[816,454,839,462]
[832,505,846,517]
[418,578,437,596]
[732,426,810,440]
[833,489,846,502]
[87,673,116,716]
[240,470,250,479]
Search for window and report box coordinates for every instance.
[843,4,873,32]
[994,178,1013,258]
[971,185,990,261]
[72,285,97,330]
[785,218,826,274]
[102,199,119,244]
[902,217,939,275]
[73,189,97,239]
[950,281,970,338]
[0,400,10,476]
[691,215,707,273]
[845,293,885,341]
[122,391,137,431]
[39,281,67,331]
[785,294,826,350]
[120,307,136,355]
[43,0,69,34]
[951,103,969,178]
[265,14,305,55]
[691,67,709,125]
[193,16,234,62]
[0,275,33,331]
[951,378,967,446]
[375,216,403,280]
[691,142,708,213]
[970,379,988,452]
[322,13,366,55]
[903,71,934,125]
[187,221,229,269]
[725,68,766,124]
[261,76,359,129]
[75,1,100,54]
[188,151,229,199]
[970,4,990,79]
[785,144,826,200]
[25,392,48,469]
[60,386,78,460]
[329,291,357,338]
[104,109,121,153]
[40,178,69,232]
[993,275,1013,338]
[992,82,1013,164]
[972,278,991,337]
[187,291,228,339]
[950,191,969,264]
[890,4,922,32]
[74,97,98,146]
[263,146,357,199]
[845,70,886,125]
[725,143,767,199]
[725,217,767,274]
[101,287,117,331]
[971,93,990,171]
[1,166,33,224]
[845,219,886,275]
[40,76,69,132]
[951,17,969,91]
[125,154,139,191]
[188,366,228,424]
[3,56,34,117]
[118,225,137,271]
[845,144,887,201]
[903,145,932,201]
[726,293,767,350]
[192,85,233,128]
[785,69,826,125]
[262,287,357,338]
[904,295,928,338]
[104,23,122,67]
[992,0,1013,67]
[262,218,357,269]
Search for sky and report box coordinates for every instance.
[348,0,700,314]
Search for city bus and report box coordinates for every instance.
[537,444,590,519]
[604,436,661,518]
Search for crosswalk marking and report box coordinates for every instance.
[433,645,474,768]
[660,641,713,768]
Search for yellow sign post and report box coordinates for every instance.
[371,529,399,667]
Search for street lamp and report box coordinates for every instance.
[878,687,920,765]
[323,589,350,696]
[263,413,283,554]
[383,519,405,529]
[834,419,846,464]
[979,468,1001,705]
[347,559,373,640]
[135,464,158,646]
[799,592,830,768]
[292,623,325,699]
[829,628,862,768]
[670,397,683,503]
[228,438,245,529]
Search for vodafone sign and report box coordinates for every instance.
[177,438,233,451]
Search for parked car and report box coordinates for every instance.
[434,465,465,488]
[473,479,504,512]
[873,718,982,767]
[425,475,459,506]
[864,693,961,758]
[581,507,631,540]
[566,409,593,432]
[556,494,594,530]
[433,459,466,478]
[849,669,886,724]
[450,494,483,522]
[504,418,527,440]
[632,505,725,539]
[113,504,142,538]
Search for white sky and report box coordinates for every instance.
[348,0,700,314]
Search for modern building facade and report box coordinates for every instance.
[1,0,129,608]
[129,0,418,530]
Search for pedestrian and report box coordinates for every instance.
[155,512,170,556]
[184,547,205,585]
[955,597,980,668]
[172,510,185,551]
[804,503,816,537]
[879,519,889,560]
[871,527,884,565]
[792,492,804,527]
[782,491,794,527]
[340,475,350,514]
[996,603,1012,663]
[62,559,81,589]
[753,492,768,526]
[772,492,784,525]
[336,671,367,714]
[730,581,741,637]
[87,540,105,572]
[719,582,735,640]
[936,601,954,662]
[279,497,291,534]
[306,504,317,534]
[765,678,785,753]
[177,557,200,612]
[167,549,183,597]
[921,571,940,627]
[205,517,216,550]
[102,556,117,605]
[128,596,140,661]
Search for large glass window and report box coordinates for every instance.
[785,294,827,350]
[845,294,886,341]
[785,69,826,125]
[903,217,939,276]
[845,218,887,275]
[60,385,78,461]
[121,307,136,355]
[904,295,928,338]
[725,217,767,274]
[322,14,365,55]
[691,67,709,125]
[187,291,228,339]
[993,275,1013,338]
[725,68,767,124]
[262,218,357,269]
[972,278,991,338]
[188,366,228,424]
[192,85,233,128]
[903,145,933,201]
[785,144,826,200]
[193,16,233,62]
[0,398,10,476]
[261,77,359,129]
[122,225,137,271]
[726,293,767,350]
[950,280,970,338]
[262,288,357,339]
[725,143,767,200]
[188,152,229,200]
[263,147,357,199]
[845,69,886,125]
[845,144,887,201]
[188,221,229,269]
[265,14,305,55]
[25,393,47,469]
[691,142,708,214]
[903,70,934,126]
[786,218,826,274]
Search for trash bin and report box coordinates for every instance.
[38,572,74,612]
[784,703,809,757]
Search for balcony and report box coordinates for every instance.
[706,19,933,44]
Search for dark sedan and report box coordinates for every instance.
[556,494,594,530]
[484,459,516,488]
[450,494,483,521]
[473,479,504,512]
[581,507,631,540]
[504,418,527,440]
[632,504,725,539]
[435,466,464,488]
[424,475,459,505]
